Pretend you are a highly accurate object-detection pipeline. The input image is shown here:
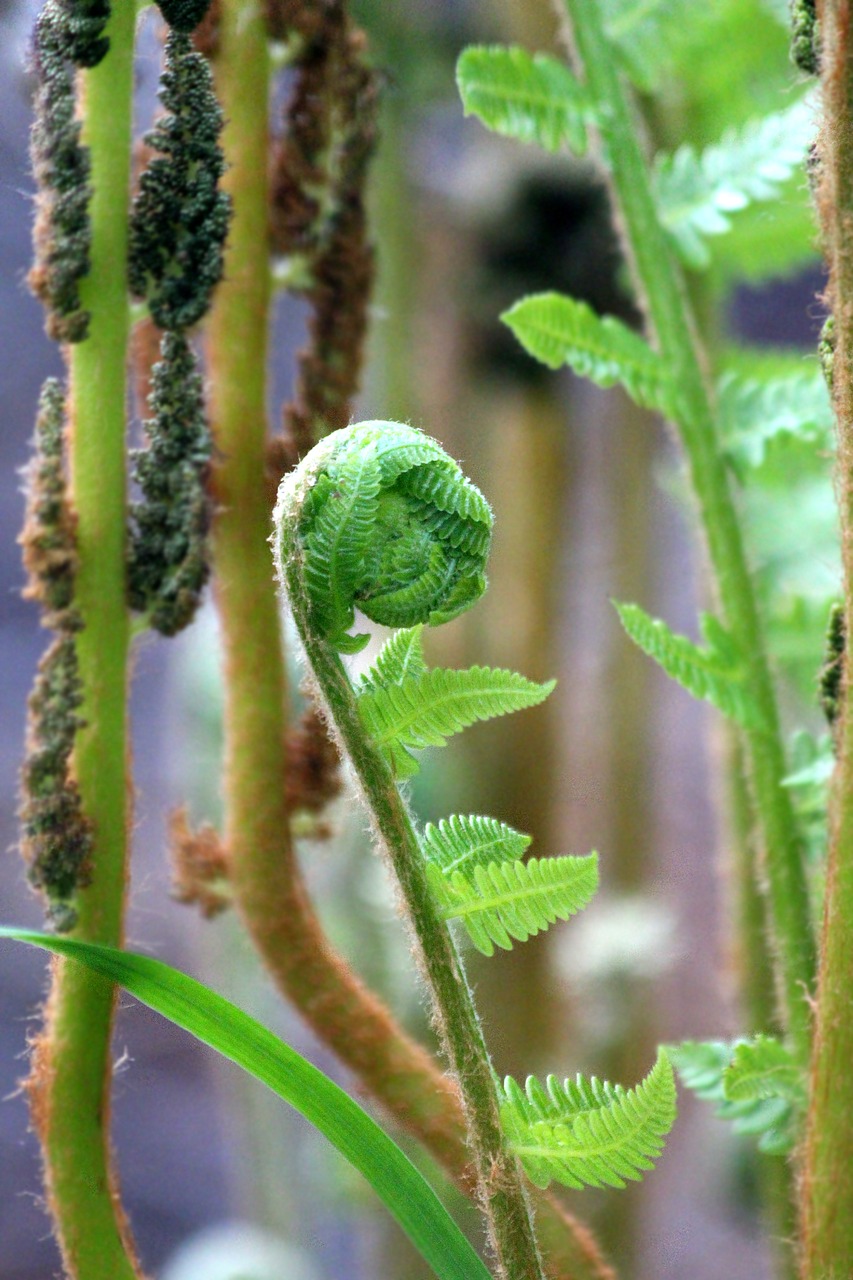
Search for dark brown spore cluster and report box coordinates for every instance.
[29,0,112,342]
[19,380,93,931]
[128,24,230,635]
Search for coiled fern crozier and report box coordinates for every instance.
[274,421,675,1280]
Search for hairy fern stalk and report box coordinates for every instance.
[274,420,676,1278]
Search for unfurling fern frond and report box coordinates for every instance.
[501,1049,676,1189]
[653,98,814,269]
[615,602,767,731]
[421,813,531,874]
[456,45,594,155]
[426,853,598,956]
[670,1039,801,1155]
[303,445,382,653]
[276,422,493,654]
[360,626,427,692]
[716,367,832,475]
[502,293,678,417]
[357,666,555,778]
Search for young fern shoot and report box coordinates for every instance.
[273,421,676,1277]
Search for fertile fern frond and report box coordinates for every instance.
[456,45,594,155]
[502,293,677,417]
[615,602,767,731]
[717,367,832,476]
[360,626,427,692]
[426,853,598,956]
[653,98,814,269]
[670,1039,800,1155]
[501,1049,676,1189]
[358,666,555,778]
[421,814,531,875]
[723,1035,806,1106]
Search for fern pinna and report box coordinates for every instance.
[458,4,822,1264]
[274,420,675,1278]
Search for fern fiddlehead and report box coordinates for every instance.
[275,421,675,1276]
[276,421,547,1280]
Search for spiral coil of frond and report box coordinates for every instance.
[275,421,493,653]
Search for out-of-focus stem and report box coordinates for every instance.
[559,0,815,1068]
[207,7,615,1275]
[801,3,853,1273]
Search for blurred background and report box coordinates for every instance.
[0,1,837,1278]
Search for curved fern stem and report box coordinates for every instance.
[28,6,141,1277]
[275,441,546,1280]
[558,0,815,1067]
[205,15,611,1274]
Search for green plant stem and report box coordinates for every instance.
[205,11,612,1278]
[28,8,139,1279]
[206,0,472,1185]
[278,552,544,1280]
[801,4,853,1273]
[558,0,815,1068]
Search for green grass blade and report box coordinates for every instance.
[0,928,492,1280]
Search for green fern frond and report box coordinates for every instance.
[670,1039,799,1155]
[501,1049,676,1189]
[427,853,598,956]
[615,602,767,731]
[303,445,381,653]
[723,1035,806,1106]
[653,97,814,269]
[717,367,833,475]
[456,44,594,155]
[502,293,677,417]
[358,666,555,777]
[601,0,710,92]
[421,814,531,874]
[361,626,426,693]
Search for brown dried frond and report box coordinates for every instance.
[169,807,231,917]
[272,17,379,460]
[285,703,342,821]
[263,0,341,45]
[192,0,221,56]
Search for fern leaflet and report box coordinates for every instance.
[653,98,814,269]
[302,445,381,653]
[502,293,677,417]
[717,367,833,476]
[670,1039,799,1155]
[421,814,531,874]
[456,45,594,155]
[426,853,598,956]
[501,1049,676,1189]
[615,602,767,731]
[723,1035,805,1106]
[360,626,426,693]
[601,0,710,92]
[358,666,555,777]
